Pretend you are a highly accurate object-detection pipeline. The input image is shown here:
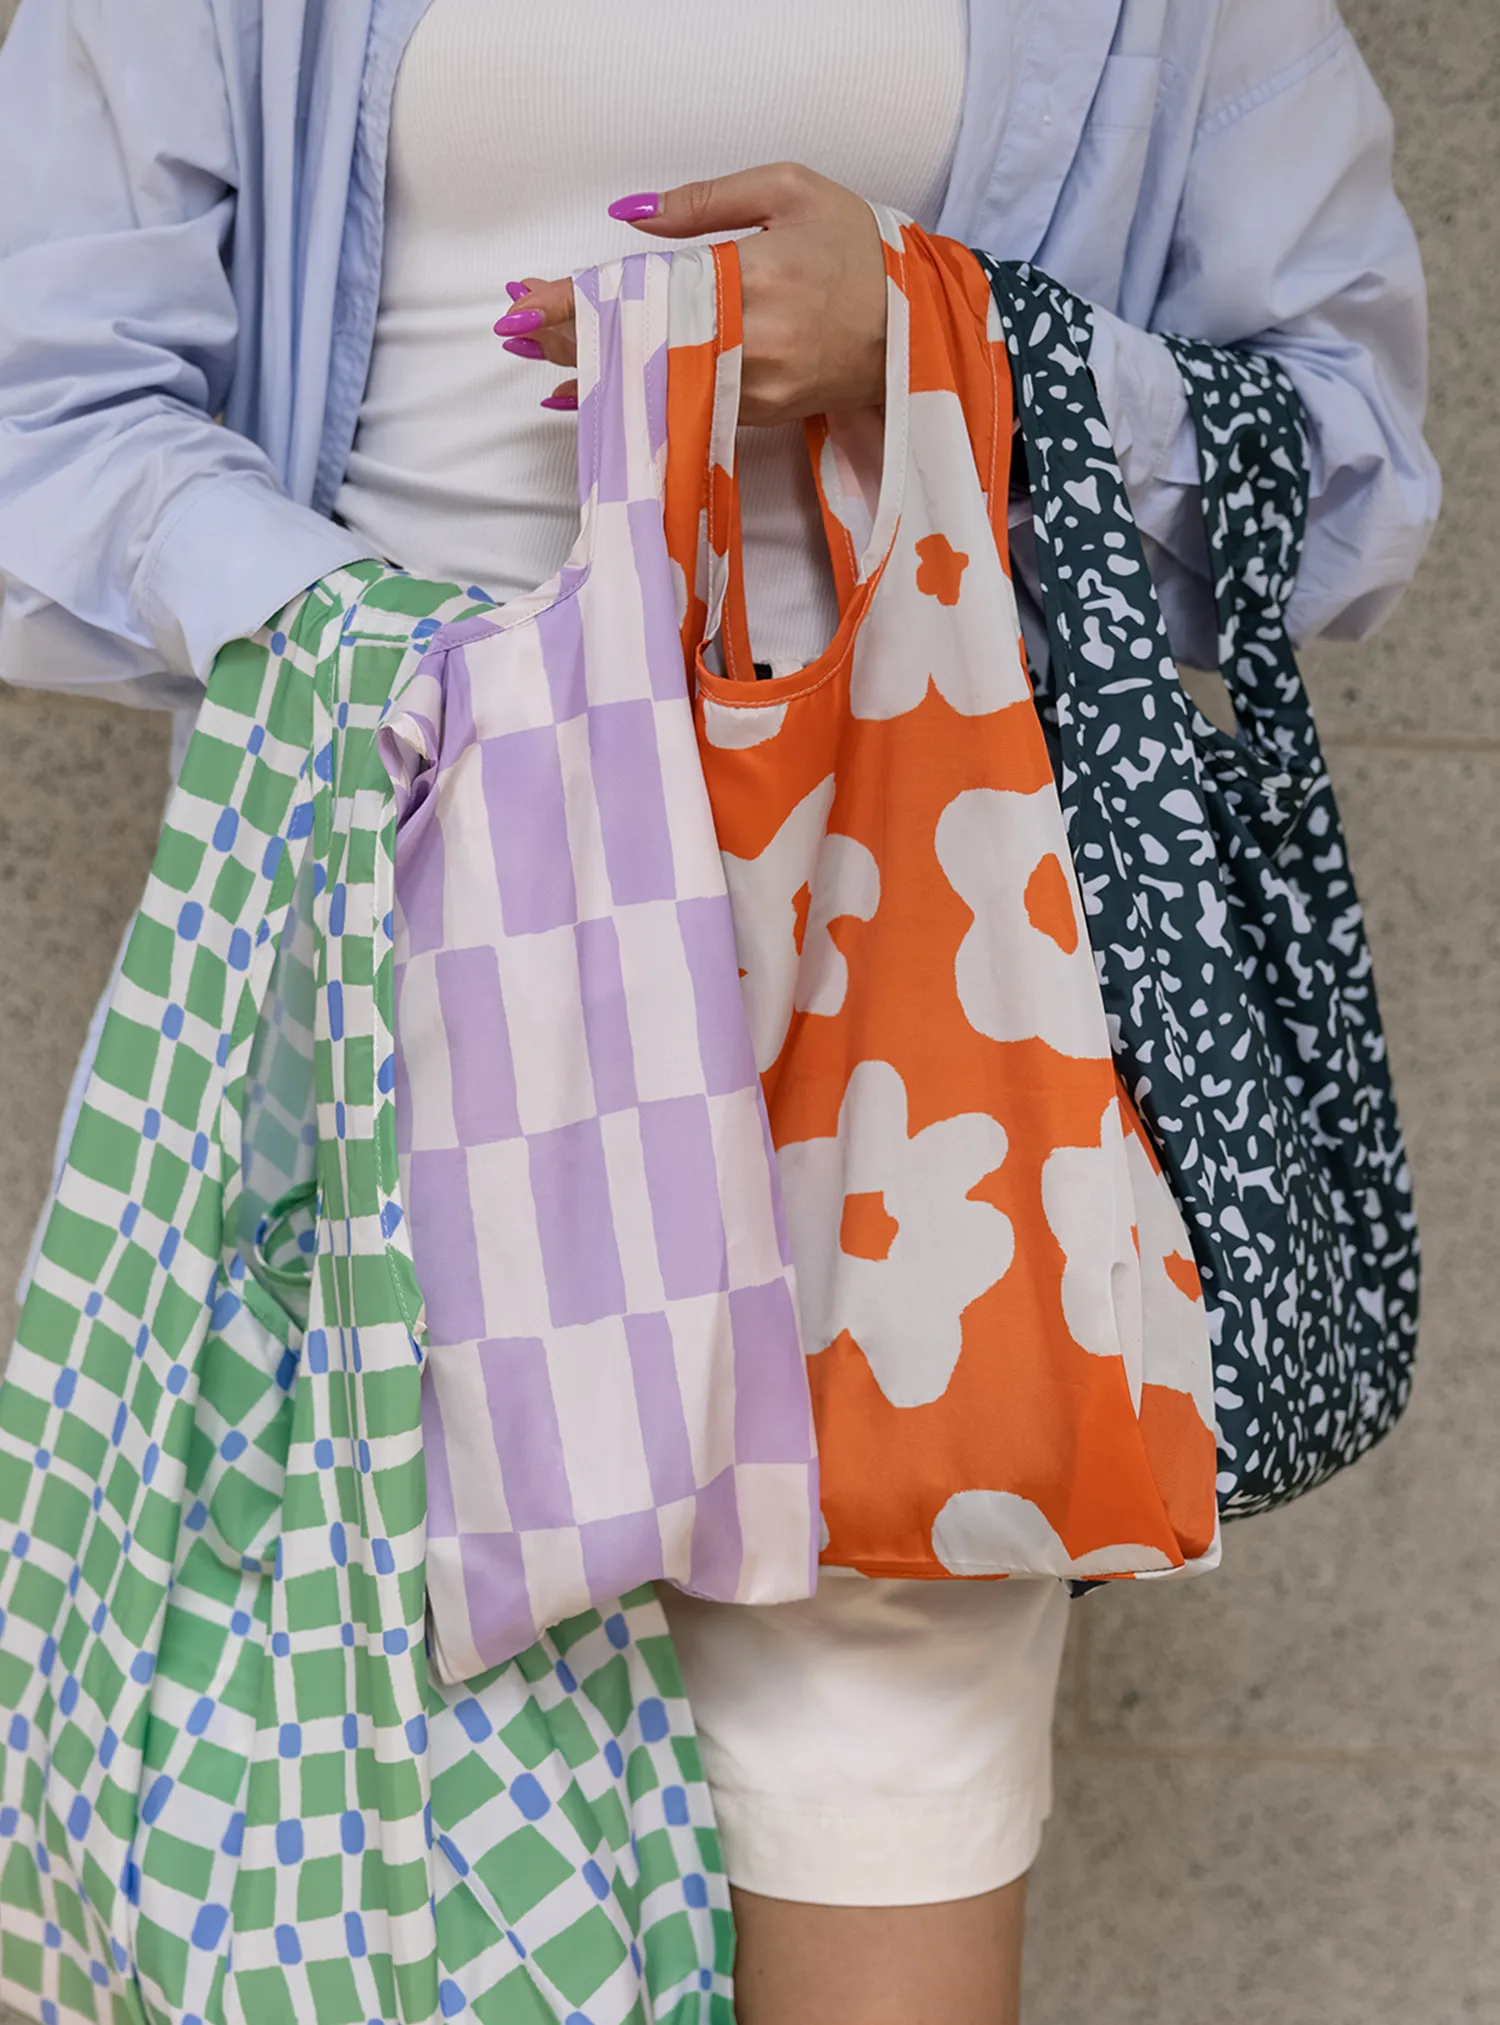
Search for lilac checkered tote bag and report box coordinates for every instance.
[379,250,820,1680]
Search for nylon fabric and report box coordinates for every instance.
[669,216,1222,1586]
[380,252,818,1684]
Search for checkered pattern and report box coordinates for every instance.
[382,253,817,1682]
[0,554,733,2024]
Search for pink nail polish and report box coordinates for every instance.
[505,280,531,302]
[540,393,578,412]
[493,307,543,336]
[608,192,661,223]
[502,336,546,360]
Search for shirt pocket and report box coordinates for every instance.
[1053,54,1167,307]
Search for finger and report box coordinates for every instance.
[496,278,578,368]
[607,162,826,240]
[541,378,579,413]
[494,276,575,336]
[534,322,578,369]
[499,322,578,369]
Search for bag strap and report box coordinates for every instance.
[982,261,1178,728]
[662,207,918,683]
[1159,331,1316,768]
[981,259,1318,772]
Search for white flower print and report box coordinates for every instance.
[794,833,881,1021]
[931,1487,1176,1577]
[1124,1124,1215,1433]
[848,391,1033,721]
[935,784,1113,1059]
[721,779,880,1072]
[1041,1099,1145,1404]
[777,1059,1013,1408]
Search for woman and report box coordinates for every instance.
[0,3,1438,2021]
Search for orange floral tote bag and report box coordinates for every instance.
[661,215,1221,1585]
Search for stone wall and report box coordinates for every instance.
[1025,6,1500,2019]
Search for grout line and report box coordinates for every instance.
[1321,732,1500,755]
[1073,1594,1092,1745]
[1058,1735,1500,1773]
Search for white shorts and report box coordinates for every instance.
[658,1571,1071,1907]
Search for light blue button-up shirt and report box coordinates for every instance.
[0,0,1440,710]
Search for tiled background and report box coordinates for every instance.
[1025,5,1500,2018]
[0,2,1495,2021]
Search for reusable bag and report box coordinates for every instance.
[380,253,818,1683]
[0,566,732,2025]
[983,257,1419,1515]
[666,215,1221,1585]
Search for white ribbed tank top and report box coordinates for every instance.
[335,0,966,671]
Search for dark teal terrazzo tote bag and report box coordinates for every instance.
[981,256,1419,1519]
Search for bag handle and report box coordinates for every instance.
[697,240,758,681]
[1159,331,1316,768]
[662,208,914,684]
[660,240,753,676]
[569,250,671,530]
[982,258,1318,772]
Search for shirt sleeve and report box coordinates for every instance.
[0,0,371,708]
[1085,6,1441,664]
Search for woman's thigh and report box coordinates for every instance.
[731,1877,1029,2025]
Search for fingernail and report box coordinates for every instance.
[502,336,546,360]
[540,393,578,412]
[505,280,531,302]
[608,192,661,222]
[493,307,543,335]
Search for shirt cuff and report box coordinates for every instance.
[138,473,379,680]
[1088,310,1223,666]
[1087,309,1197,517]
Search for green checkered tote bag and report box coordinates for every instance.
[0,562,731,2025]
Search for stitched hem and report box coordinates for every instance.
[1196,24,1348,143]
[710,1774,1054,1907]
[137,472,373,677]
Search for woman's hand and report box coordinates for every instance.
[493,163,888,425]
